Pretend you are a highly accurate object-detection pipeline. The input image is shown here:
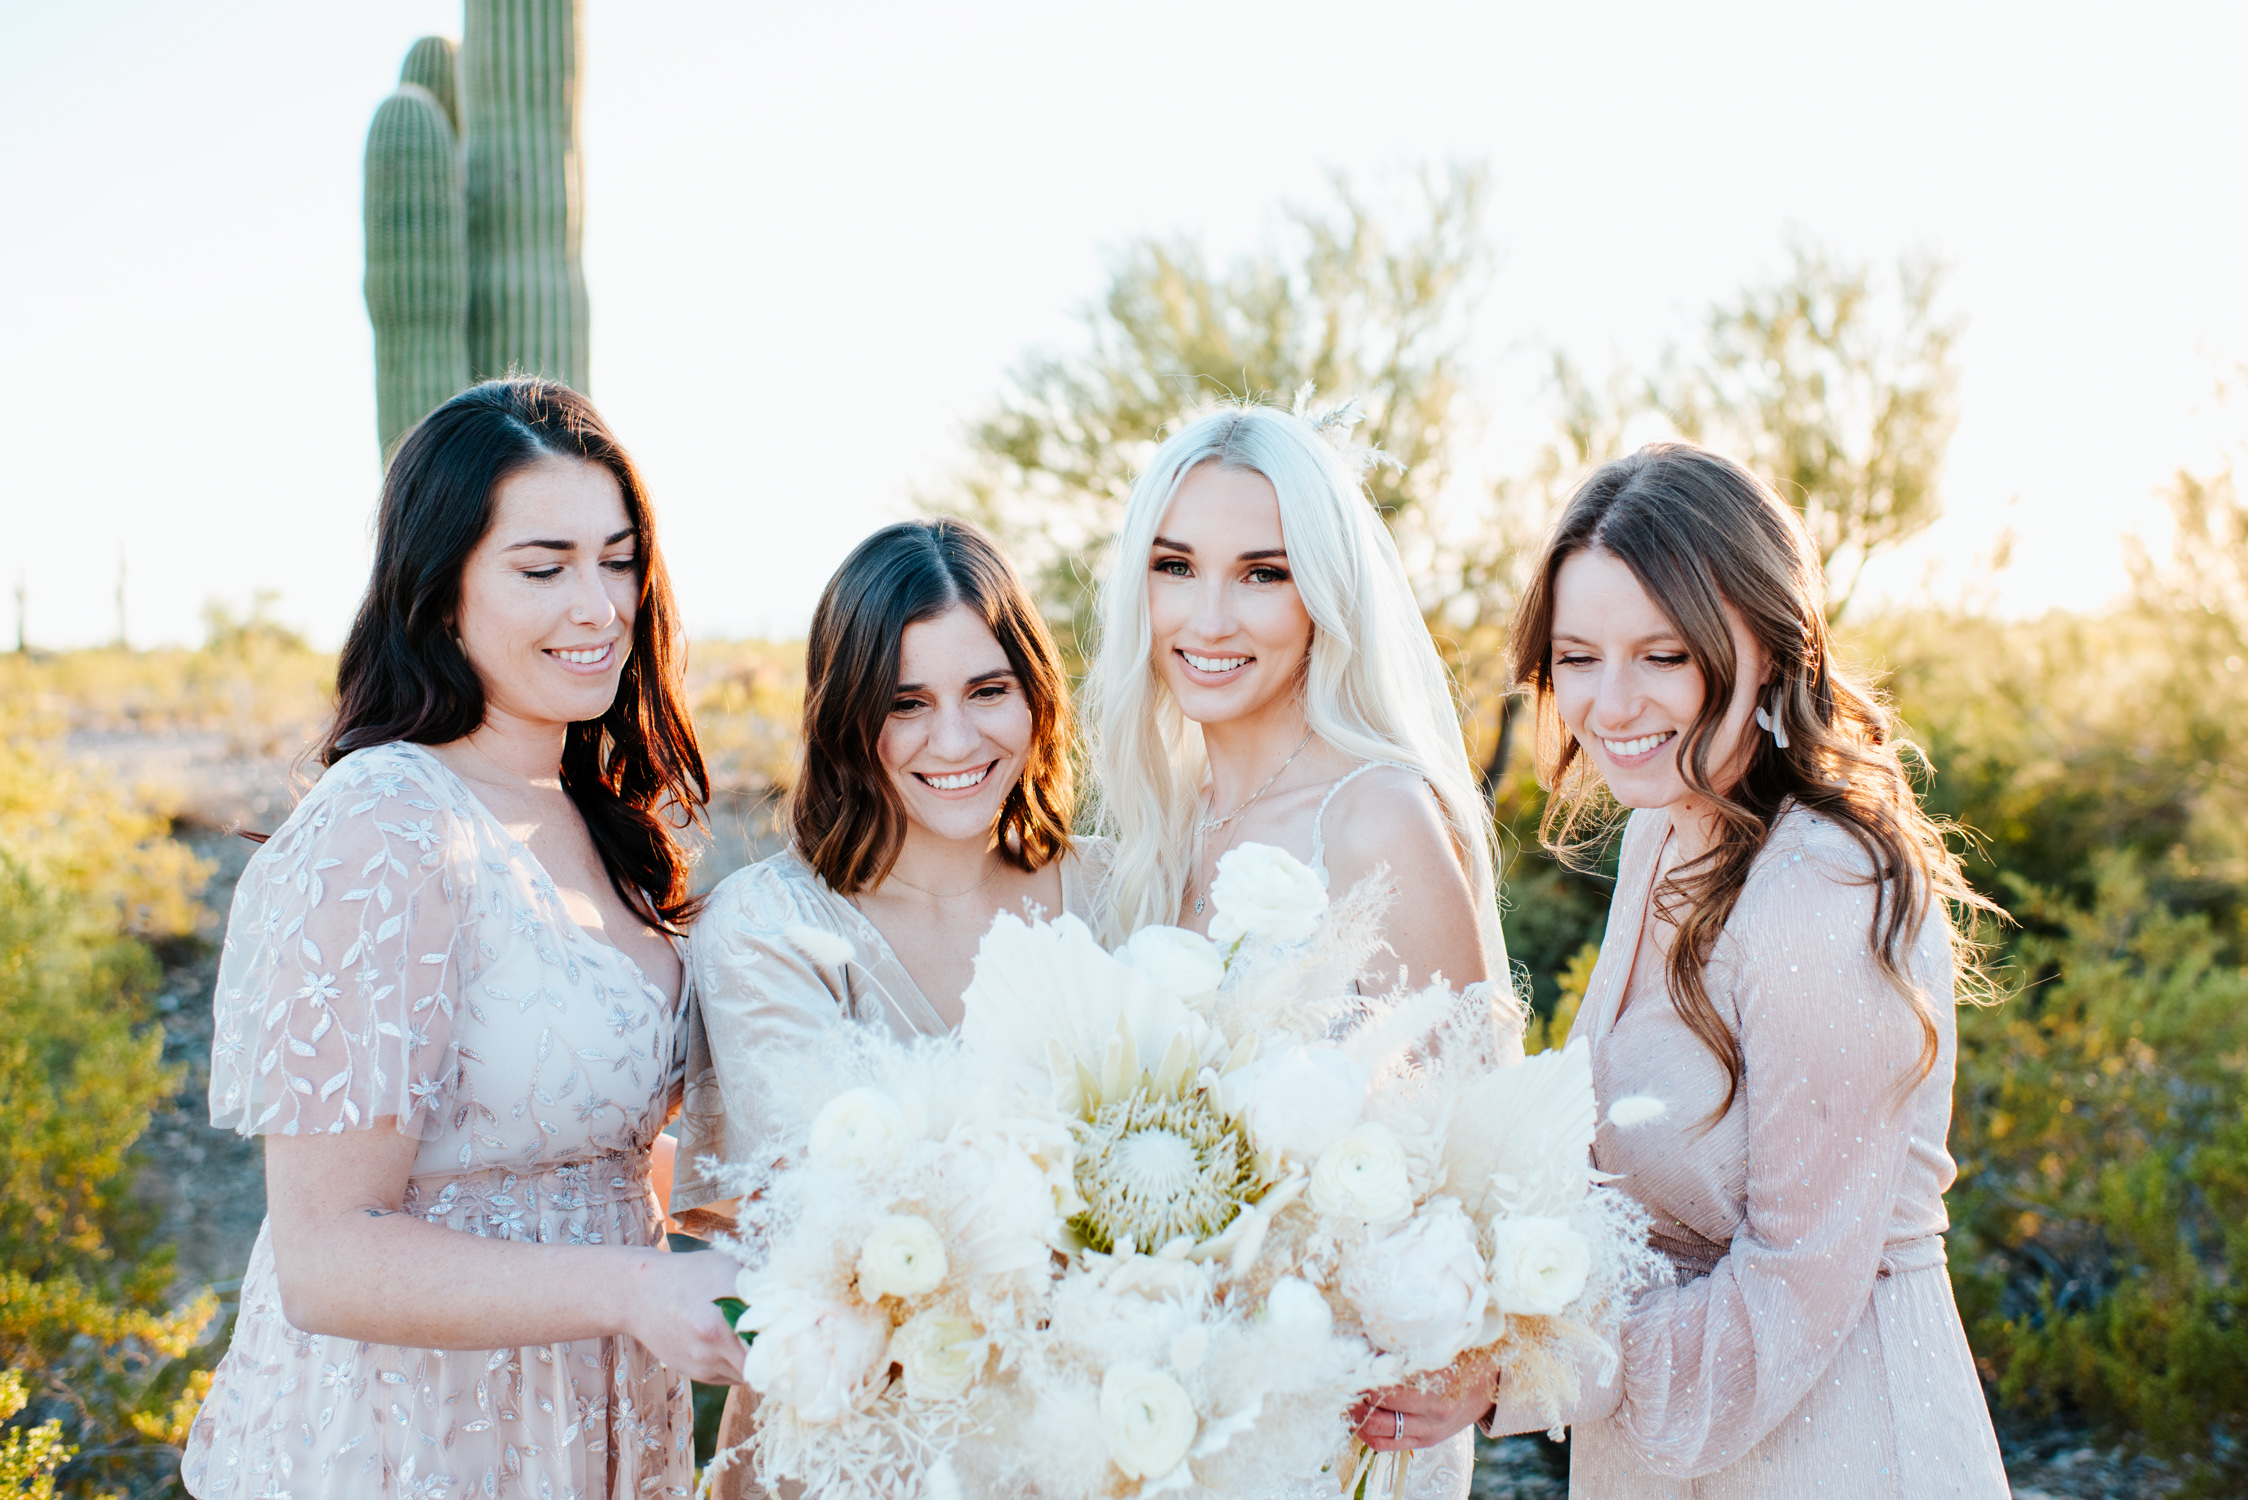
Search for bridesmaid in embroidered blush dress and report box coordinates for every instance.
[671,519,1107,1499]
[1085,402,1525,1500]
[1459,443,2009,1496]
[182,380,742,1500]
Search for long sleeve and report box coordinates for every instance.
[1599,824,1937,1475]
[672,862,859,1209]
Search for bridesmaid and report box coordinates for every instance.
[1468,442,2008,1495]
[673,518,1107,1496]
[183,380,742,1500]
[1085,402,1523,1500]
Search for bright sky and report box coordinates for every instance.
[6,2,2245,649]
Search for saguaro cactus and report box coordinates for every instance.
[462,0,588,390]
[364,79,469,462]
[362,10,588,461]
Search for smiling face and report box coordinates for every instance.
[453,455,641,733]
[1548,548,1769,814]
[1146,461,1312,730]
[878,604,1034,845]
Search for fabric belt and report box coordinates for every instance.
[1651,1226,1949,1286]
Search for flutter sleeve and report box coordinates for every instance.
[672,861,857,1211]
[1593,817,1937,1474]
[207,749,474,1139]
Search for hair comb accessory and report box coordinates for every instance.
[1289,383,1403,478]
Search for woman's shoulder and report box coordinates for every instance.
[697,848,841,936]
[1724,804,1888,948]
[1318,762,1448,853]
[256,742,469,861]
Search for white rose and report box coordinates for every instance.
[1231,1045,1367,1163]
[1341,1198,1493,1369]
[1099,1364,1199,1480]
[1486,1216,1592,1316]
[1119,925,1226,999]
[858,1214,949,1301]
[1206,843,1327,948]
[737,1282,891,1423]
[1263,1275,1335,1340]
[808,1087,917,1175]
[1309,1122,1415,1225]
[941,1120,1080,1273]
[892,1309,986,1401]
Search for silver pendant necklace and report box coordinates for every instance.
[1191,729,1314,915]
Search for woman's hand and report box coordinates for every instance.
[622,1247,749,1385]
[1348,1352,1499,1453]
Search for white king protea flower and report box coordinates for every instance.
[1100,1364,1199,1480]
[1207,843,1328,948]
[857,1214,949,1301]
[809,1087,918,1175]
[1486,1215,1592,1316]
[1071,1086,1257,1254]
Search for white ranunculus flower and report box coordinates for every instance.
[891,1309,985,1401]
[737,1281,891,1423]
[1486,1215,1592,1316]
[1341,1198,1493,1369]
[1119,925,1226,999]
[857,1214,949,1301]
[1206,843,1328,948]
[1263,1275,1335,1339]
[1099,1364,1199,1480]
[1309,1122,1415,1225]
[1229,1045,1367,1163]
[808,1087,917,1175]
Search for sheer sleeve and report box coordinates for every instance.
[1598,819,1935,1474]
[672,863,855,1210]
[207,749,474,1138]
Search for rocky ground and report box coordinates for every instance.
[88,733,2178,1499]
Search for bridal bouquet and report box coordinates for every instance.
[710,846,1658,1500]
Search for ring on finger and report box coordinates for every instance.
[1393,1409,1404,1441]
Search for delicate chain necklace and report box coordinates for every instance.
[881,860,1001,900]
[1189,729,1315,915]
[1195,729,1314,834]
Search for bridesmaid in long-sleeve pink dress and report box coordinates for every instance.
[1475,442,2008,1497]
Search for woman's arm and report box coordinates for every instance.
[264,1123,743,1381]
[1574,834,1932,1473]
[1319,768,1489,992]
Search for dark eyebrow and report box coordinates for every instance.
[893,667,1019,695]
[1151,535,1192,553]
[502,528,636,554]
[1238,548,1287,562]
[1552,632,1684,650]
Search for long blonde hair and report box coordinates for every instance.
[1088,403,1499,951]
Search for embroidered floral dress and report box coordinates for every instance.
[183,741,695,1500]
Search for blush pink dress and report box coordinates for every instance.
[1487,804,2007,1498]
[182,741,695,1499]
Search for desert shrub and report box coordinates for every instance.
[0,720,218,1496]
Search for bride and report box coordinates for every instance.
[1086,400,1525,1499]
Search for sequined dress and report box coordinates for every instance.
[1483,804,2008,1497]
[182,741,695,1499]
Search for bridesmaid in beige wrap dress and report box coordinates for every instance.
[1464,443,2009,1497]
[670,520,1107,1499]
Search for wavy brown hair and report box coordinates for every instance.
[793,519,1075,894]
[320,378,708,931]
[1510,442,1990,1118]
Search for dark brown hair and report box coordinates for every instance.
[793,518,1074,893]
[1510,442,1989,1117]
[320,378,708,930]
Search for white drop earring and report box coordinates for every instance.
[1754,689,1790,749]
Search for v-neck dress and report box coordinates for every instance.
[184,741,695,1500]
[670,842,1112,1212]
[1484,804,2006,1498]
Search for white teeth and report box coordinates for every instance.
[1182,652,1249,673]
[1603,731,1675,758]
[551,644,610,665]
[923,765,991,792]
